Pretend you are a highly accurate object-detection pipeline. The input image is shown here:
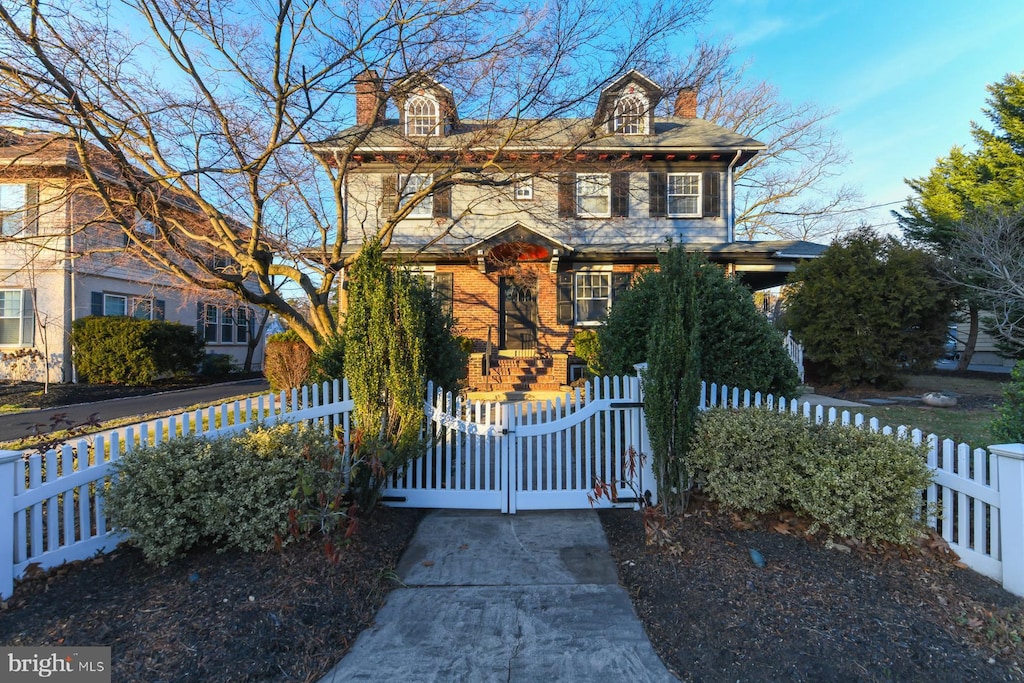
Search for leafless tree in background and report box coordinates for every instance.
[0,0,710,349]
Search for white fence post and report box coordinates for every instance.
[0,450,20,600]
[991,443,1024,596]
[632,363,657,507]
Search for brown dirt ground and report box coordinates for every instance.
[600,500,1024,682]
[0,508,423,683]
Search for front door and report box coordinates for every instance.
[499,277,538,350]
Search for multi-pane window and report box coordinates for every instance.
[514,176,533,200]
[0,290,33,346]
[575,272,611,324]
[576,174,611,217]
[614,95,646,135]
[667,173,701,217]
[406,96,438,136]
[102,293,155,319]
[203,305,250,344]
[400,173,433,217]
[0,184,28,236]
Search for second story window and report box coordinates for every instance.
[667,173,701,217]
[614,94,647,135]
[514,176,533,200]
[0,184,31,236]
[406,96,438,136]
[400,174,433,217]
[576,174,611,217]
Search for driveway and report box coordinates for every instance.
[0,378,270,443]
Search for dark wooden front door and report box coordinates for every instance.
[499,277,538,350]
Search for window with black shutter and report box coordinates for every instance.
[381,175,398,215]
[556,271,574,324]
[557,173,576,218]
[610,173,629,217]
[702,171,721,217]
[648,172,666,217]
[432,184,452,218]
[433,272,454,317]
[611,272,631,301]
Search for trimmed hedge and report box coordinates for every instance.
[690,408,934,544]
[71,316,204,385]
[105,423,334,564]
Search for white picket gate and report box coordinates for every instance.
[382,375,651,512]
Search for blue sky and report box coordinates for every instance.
[692,0,1024,235]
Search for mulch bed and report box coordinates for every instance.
[0,507,424,683]
[600,501,1024,682]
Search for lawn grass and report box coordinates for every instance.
[857,404,998,448]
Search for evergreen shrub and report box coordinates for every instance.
[71,316,203,385]
[599,249,799,397]
[310,333,346,384]
[791,425,933,544]
[689,407,933,544]
[992,360,1024,443]
[105,423,332,564]
[689,408,810,513]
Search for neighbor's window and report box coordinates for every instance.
[0,184,28,235]
[103,293,155,319]
[203,304,250,344]
[0,290,33,346]
[406,96,438,136]
[400,173,433,218]
[576,174,611,217]
[514,176,534,200]
[575,271,611,324]
[667,173,700,217]
[614,94,647,135]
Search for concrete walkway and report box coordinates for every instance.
[317,509,676,683]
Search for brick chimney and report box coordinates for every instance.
[674,87,697,118]
[355,70,385,126]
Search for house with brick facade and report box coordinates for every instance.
[0,129,264,383]
[322,70,824,391]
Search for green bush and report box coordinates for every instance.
[310,333,346,384]
[785,229,953,387]
[200,353,237,378]
[690,408,811,513]
[105,423,333,564]
[71,316,204,385]
[992,360,1024,443]
[572,329,602,376]
[600,249,799,397]
[792,425,933,544]
[688,407,933,544]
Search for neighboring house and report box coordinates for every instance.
[321,69,825,391]
[0,129,264,383]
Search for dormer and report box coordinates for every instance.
[393,75,458,138]
[594,70,663,136]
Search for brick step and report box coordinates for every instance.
[486,381,565,392]
[489,366,551,378]
[494,358,552,368]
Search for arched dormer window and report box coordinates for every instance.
[614,93,647,135]
[406,95,438,136]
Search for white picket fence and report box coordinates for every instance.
[2,373,1023,600]
[783,330,805,383]
[696,380,1024,597]
[0,380,356,600]
[383,376,648,512]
